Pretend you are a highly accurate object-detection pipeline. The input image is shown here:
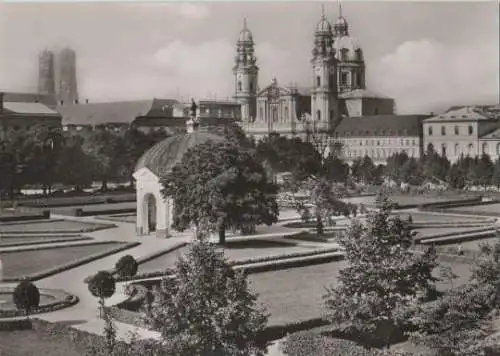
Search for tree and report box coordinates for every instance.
[384,152,409,184]
[421,148,450,183]
[467,154,493,188]
[88,270,116,317]
[400,157,423,186]
[115,255,138,281]
[491,158,500,188]
[55,138,94,191]
[323,154,349,183]
[162,140,279,244]
[351,156,378,185]
[143,240,269,356]
[446,155,472,189]
[13,280,40,319]
[323,198,438,348]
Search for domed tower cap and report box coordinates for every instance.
[315,4,332,34]
[238,18,253,43]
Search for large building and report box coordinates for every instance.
[0,92,62,140]
[423,105,500,163]
[234,6,396,143]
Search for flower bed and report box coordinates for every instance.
[0,287,78,319]
[1,241,141,282]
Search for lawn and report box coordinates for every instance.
[0,329,85,356]
[0,242,125,280]
[247,259,473,326]
[0,235,91,247]
[0,219,108,233]
[0,292,56,310]
[137,239,317,274]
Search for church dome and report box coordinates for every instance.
[316,17,332,34]
[333,35,363,61]
[334,16,348,28]
[239,28,253,42]
[135,131,225,178]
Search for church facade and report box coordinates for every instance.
[233,6,396,142]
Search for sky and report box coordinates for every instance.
[0,1,498,114]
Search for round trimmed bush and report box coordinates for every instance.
[115,255,138,280]
[88,271,116,301]
[13,280,40,318]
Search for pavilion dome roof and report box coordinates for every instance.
[135,131,225,178]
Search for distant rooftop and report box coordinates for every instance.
[425,105,500,123]
[3,102,59,116]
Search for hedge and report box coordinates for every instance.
[108,246,341,283]
[0,236,92,248]
[74,207,136,217]
[1,241,141,282]
[418,229,497,246]
[0,209,49,222]
[0,318,33,331]
[0,221,116,234]
[19,193,136,208]
[0,287,79,318]
[414,226,496,242]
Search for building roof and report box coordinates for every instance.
[135,131,225,177]
[339,89,391,100]
[424,106,500,123]
[2,92,57,108]
[334,115,428,137]
[57,98,179,126]
[2,102,59,116]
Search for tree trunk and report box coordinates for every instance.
[101,180,108,191]
[316,213,324,235]
[218,225,226,245]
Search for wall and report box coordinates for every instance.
[423,121,479,162]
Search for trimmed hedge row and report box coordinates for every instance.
[414,226,496,242]
[0,287,79,318]
[417,196,484,210]
[19,193,136,208]
[0,318,33,331]
[74,207,136,217]
[419,230,497,246]
[0,236,92,248]
[2,241,141,282]
[431,208,500,218]
[0,210,50,222]
[0,222,116,235]
[110,246,341,283]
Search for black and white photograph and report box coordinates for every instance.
[0,1,499,355]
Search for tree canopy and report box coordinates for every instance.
[162,140,279,243]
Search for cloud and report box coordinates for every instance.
[369,39,499,114]
[175,4,210,20]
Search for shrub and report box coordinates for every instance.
[13,280,40,319]
[88,271,116,316]
[115,255,138,280]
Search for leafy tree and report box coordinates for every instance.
[88,270,116,317]
[55,138,94,191]
[13,280,40,319]
[162,140,279,244]
[115,254,138,281]
[491,158,500,188]
[400,157,423,186]
[420,148,450,183]
[323,198,438,348]
[351,156,378,185]
[446,155,473,189]
[82,129,121,190]
[143,240,269,356]
[408,284,497,356]
[384,152,409,184]
[467,154,494,187]
[323,154,349,183]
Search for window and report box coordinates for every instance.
[284,107,289,120]
[468,125,473,135]
[455,144,460,155]
[316,110,321,121]
[497,143,500,155]
[330,110,334,121]
[259,107,263,120]
[249,81,253,91]
[468,144,473,154]
[377,140,380,146]
[406,139,410,146]
[412,139,416,146]
[238,81,242,91]
[428,126,433,136]
[441,144,447,157]
[316,76,321,87]
[329,74,334,89]
[340,72,348,85]
[483,142,488,154]
[441,126,446,136]
[341,48,349,61]
[454,126,459,135]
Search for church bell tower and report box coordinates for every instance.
[233,18,259,122]
[310,6,340,131]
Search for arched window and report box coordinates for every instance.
[483,142,488,154]
[238,81,242,91]
[441,144,447,157]
[316,110,321,121]
[468,125,474,135]
[316,76,321,87]
[468,143,473,154]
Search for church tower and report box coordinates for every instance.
[310,7,339,130]
[233,19,258,122]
